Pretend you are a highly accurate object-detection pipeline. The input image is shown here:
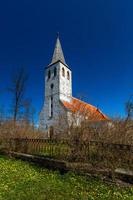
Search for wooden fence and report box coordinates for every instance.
[0,138,133,169]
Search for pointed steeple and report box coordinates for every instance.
[50,34,67,66]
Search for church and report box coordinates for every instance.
[39,36,108,137]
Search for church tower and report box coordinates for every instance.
[40,35,72,132]
[45,35,72,103]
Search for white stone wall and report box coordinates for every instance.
[39,61,72,137]
[59,63,72,102]
[39,100,67,137]
[67,111,81,127]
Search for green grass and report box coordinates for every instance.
[0,156,133,200]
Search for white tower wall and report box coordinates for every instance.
[39,36,72,136]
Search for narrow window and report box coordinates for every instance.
[51,83,54,89]
[48,70,51,80]
[51,84,54,95]
[54,67,57,77]
[51,96,53,117]
[67,71,70,80]
[49,96,53,118]
[62,67,65,77]
[49,97,51,117]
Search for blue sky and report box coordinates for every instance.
[0,0,132,121]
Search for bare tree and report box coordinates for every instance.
[125,94,133,120]
[8,68,28,123]
[22,99,36,127]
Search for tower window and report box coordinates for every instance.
[49,96,53,118]
[67,71,70,80]
[51,96,53,117]
[48,70,51,80]
[62,67,65,77]
[51,83,54,89]
[54,67,57,77]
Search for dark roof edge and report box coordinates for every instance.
[45,60,71,70]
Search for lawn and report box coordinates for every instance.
[0,156,133,200]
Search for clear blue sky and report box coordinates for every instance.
[0,0,132,121]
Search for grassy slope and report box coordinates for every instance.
[0,156,132,200]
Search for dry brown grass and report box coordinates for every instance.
[0,120,44,139]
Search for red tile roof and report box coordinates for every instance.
[61,97,109,121]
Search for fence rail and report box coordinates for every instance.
[0,138,133,169]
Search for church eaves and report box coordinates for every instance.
[50,36,67,66]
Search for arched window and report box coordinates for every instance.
[54,67,57,77]
[67,71,70,80]
[48,70,51,80]
[62,67,65,77]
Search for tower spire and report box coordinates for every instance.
[50,35,67,65]
[57,31,59,38]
